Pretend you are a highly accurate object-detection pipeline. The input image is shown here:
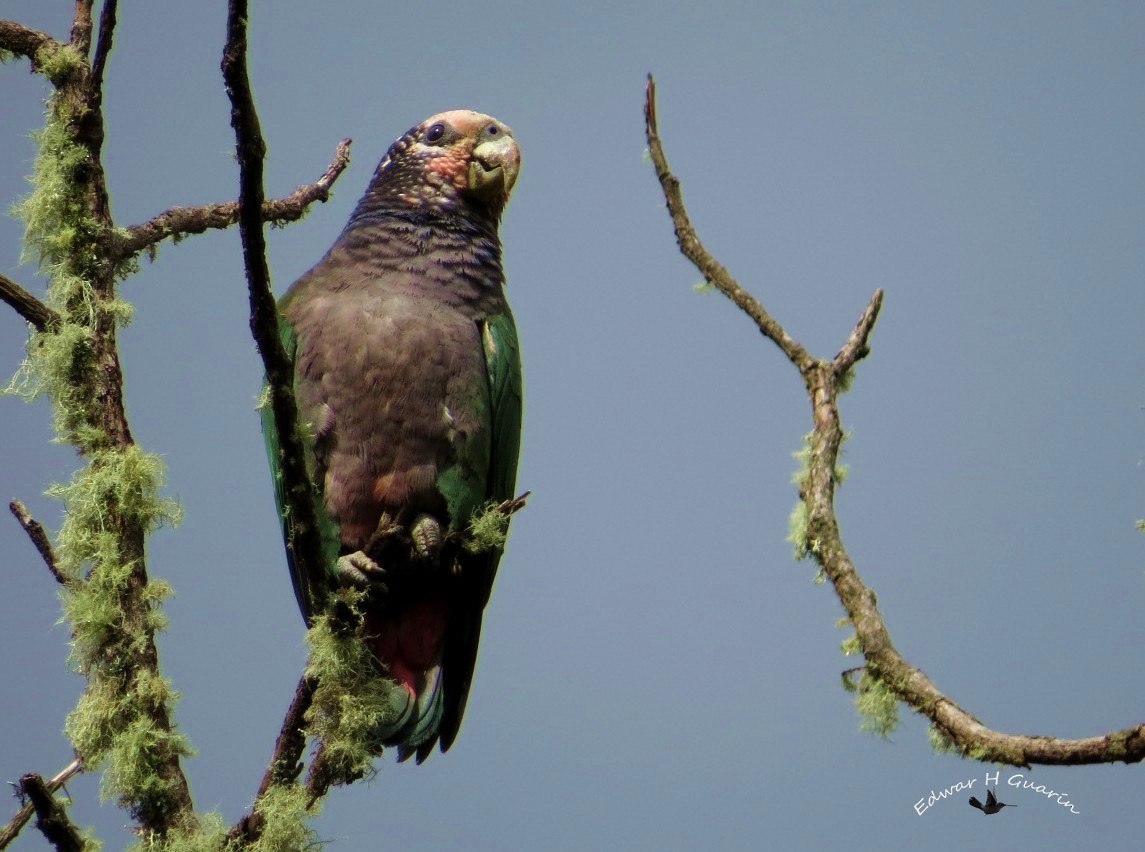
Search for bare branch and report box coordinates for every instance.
[833,288,884,376]
[643,75,815,373]
[9,500,68,585]
[497,491,531,517]
[69,1,93,56]
[113,139,352,260]
[88,0,117,107]
[644,75,1145,767]
[0,759,82,850]
[0,273,59,331]
[222,0,330,625]
[0,20,60,65]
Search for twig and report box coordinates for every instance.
[833,289,884,376]
[222,0,330,624]
[496,491,531,516]
[112,139,352,261]
[643,75,814,374]
[227,676,316,845]
[18,774,84,852]
[643,74,1145,767]
[0,273,59,331]
[0,759,82,850]
[9,500,68,585]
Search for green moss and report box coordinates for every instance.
[127,812,232,852]
[855,671,899,738]
[48,445,181,581]
[80,828,105,851]
[465,501,511,553]
[927,724,957,755]
[49,446,185,815]
[304,589,406,782]
[102,714,192,811]
[786,432,813,559]
[839,633,861,656]
[786,499,810,560]
[34,43,86,85]
[12,96,93,268]
[7,92,136,449]
[250,786,320,852]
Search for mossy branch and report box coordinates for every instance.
[2,2,197,841]
[0,20,61,66]
[644,74,1145,767]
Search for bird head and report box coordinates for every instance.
[356,110,520,227]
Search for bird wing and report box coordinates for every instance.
[437,309,523,754]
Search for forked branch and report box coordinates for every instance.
[644,74,1144,767]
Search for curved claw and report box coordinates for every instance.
[337,551,388,594]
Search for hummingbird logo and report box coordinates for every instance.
[969,787,1016,815]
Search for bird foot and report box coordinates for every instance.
[410,514,443,560]
[337,550,388,594]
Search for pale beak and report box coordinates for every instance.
[468,133,520,199]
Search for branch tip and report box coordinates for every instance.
[9,500,67,585]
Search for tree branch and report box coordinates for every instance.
[833,289,884,375]
[0,20,60,66]
[112,139,352,261]
[0,273,59,331]
[18,774,84,852]
[644,74,1145,767]
[9,500,68,585]
[222,0,330,627]
[226,675,316,845]
[88,0,117,108]
[643,76,815,374]
[69,2,94,56]
[0,759,82,850]
[6,4,197,834]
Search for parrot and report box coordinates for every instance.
[261,109,522,763]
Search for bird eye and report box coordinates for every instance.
[424,123,447,144]
[486,125,499,136]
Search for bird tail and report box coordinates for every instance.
[364,600,448,762]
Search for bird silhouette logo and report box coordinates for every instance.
[969,787,1016,815]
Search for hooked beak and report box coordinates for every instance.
[468,133,520,199]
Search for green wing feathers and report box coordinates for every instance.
[259,314,341,621]
[482,308,523,505]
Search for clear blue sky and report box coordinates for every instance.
[2,2,1142,849]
